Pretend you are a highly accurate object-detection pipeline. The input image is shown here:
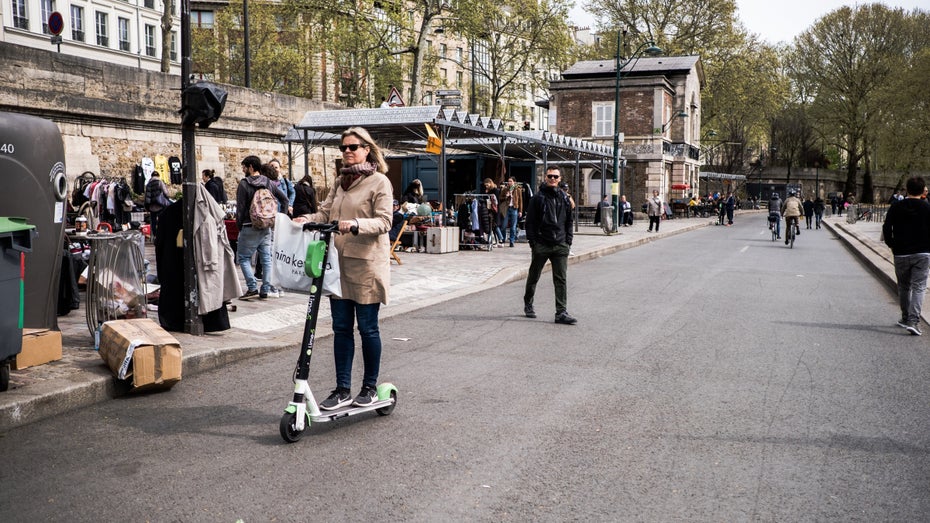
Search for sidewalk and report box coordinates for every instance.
[0,211,894,432]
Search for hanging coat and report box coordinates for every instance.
[194,183,242,314]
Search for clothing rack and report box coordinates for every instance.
[453,193,494,251]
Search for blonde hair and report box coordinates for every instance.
[343,126,388,174]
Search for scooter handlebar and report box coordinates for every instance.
[301,221,359,235]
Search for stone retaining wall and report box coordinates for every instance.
[1,41,340,195]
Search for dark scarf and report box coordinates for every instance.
[339,162,377,191]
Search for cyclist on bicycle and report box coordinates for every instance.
[768,192,783,238]
[781,190,804,245]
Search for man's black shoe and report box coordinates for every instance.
[554,311,577,325]
[524,304,536,318]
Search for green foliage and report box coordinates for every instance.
[449,0,576,118]
[787,4,916,195]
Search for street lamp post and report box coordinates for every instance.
[612,30,662,233]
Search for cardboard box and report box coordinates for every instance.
[13,329,63,370]
[98,318,182,391]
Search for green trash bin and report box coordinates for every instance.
[0,217,36,392]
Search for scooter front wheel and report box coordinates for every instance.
[280,411,306,443]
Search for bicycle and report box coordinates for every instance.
[768,213,779,241]
[785,216,799,248]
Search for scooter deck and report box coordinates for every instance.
[311,398,394,422]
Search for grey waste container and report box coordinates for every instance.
[0,217,36,391]
[846,204,858,224]
[0,112,68,331]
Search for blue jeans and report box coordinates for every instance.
[236,225,272,293]
[894,253,930,326]
[506,207,519,244]
[330,299,382,390]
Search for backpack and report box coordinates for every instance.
[249,187,277,229]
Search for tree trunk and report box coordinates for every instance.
[160,1,173,73]
[409,14,435,106]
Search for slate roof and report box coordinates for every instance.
[562,55,701,79]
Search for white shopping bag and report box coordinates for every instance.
[270,214,341,297]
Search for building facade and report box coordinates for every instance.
[1,0,180,73]
[548,56,704,208]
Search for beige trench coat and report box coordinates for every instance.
[303,172,393,305]
[194,183,242,314]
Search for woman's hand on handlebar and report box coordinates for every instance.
[337,220,358,235]
[292,215,309,224]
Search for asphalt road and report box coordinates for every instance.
[2,217,928,522]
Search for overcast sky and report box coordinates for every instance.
[568,1,929,45]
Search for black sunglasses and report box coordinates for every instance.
[546,174,560,179]
[339,143,367,152]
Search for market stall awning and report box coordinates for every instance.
[286,105,613,164]
[699,171,746,181]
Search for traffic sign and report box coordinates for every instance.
[47,11,64,36]
[386,86,405,107]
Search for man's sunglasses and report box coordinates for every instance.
[339,143,367,152]
[546,174,561,179]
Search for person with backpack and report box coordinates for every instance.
[292,127,393,410]
[235,155,288,300]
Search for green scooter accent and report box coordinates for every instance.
[304,240,326,278]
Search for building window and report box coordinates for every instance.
[144,0,154,9]
[424,91,433,105]
[118,17,130,51]
[440,43,447,58]
[456,47,463,63]
[456,71,463,88]
[440,68,447,83]
[40,0,54,34]
[170,31,177,61]
[192,10,214,29]
[12,0,28,30]
[592,102,614,138]
[95,11,108,47]
[70,5,84,41]
[144,24,156,57]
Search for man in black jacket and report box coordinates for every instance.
[882,176,930,336]
[523,166,577,325]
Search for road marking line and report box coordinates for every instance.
[740,246,749,253]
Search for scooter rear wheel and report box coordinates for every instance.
[280,412,305,443]
[376,390,397,416]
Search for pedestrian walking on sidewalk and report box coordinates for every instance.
[523,166,577,325]
[813,196,825,229]
[803,196,814,229]
[646,190,663,232]
[235,155,288,300]
[293,127,393,408]
[882,176,930,336]
[725,191,735,225]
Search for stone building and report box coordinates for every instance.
[1,0,180,74]
[548,56,704,208]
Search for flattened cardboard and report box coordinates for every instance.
[98,319,182,391]
[13,328,62,370]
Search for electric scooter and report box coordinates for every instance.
[279,221,397,443]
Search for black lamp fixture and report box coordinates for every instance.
[661,110,688,132]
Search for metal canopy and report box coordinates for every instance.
[699,171,746,181]
[287,105,613,216]
[287,105,612,164]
